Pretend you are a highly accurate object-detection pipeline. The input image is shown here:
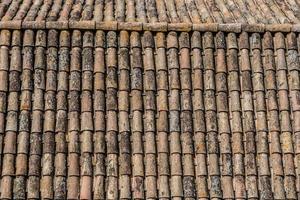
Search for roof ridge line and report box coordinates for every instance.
[0,20,298,32]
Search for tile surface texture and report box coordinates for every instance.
[0,0,300,23]
[0,0,299,200]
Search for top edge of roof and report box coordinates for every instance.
[1,0,300,32]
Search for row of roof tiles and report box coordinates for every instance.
[1,20,300,33]
[1,0,300,24]
[0,29,299,199]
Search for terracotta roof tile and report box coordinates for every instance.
[1,0,300,30]
[0,1,300,198]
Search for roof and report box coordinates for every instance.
[0,0,300,32]
[0,0,299,200]
[3,0,300,23]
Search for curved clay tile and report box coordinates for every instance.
[0,30,13,200]
[286,32,300,200]
[54,30,69,199]
[0,0,299,23]
[165,0,181,23]
[215,0,235,23]
[178,32,196,198]
[79,31,94,200]
[142,31,157,199]
[58,0,73,21]
[126,0,136,22]
[185,0,202,23]
[227,32,247,199]
[205,0,224,23]
[215,31,235,199]
[24,0,43,21]
[67,30,82,199]
[115,0,125,22]
[263,31,286,199]
[40,29,58,199]
[117,30,131,199]
[225,0,247,23]
[286,0,300,18]
[155,32,171,199]
[13,30,34,200]
[35,0,53,21]
[0,1,299,199]
[93,0,104,22]
[195,0,214,22]
[274,0,300,23]
[250,32,274,199]
[13,0,32,20]
[93,30,106,199]
[136,0,148,23]
[80,0,94,20]
[264,0,290,23]
[191,31,209,199]
[233,0,256,24]
[145,0,158,23]
[1,0,21,21]
[238,32,259,199]
[174,0,192,23]
[69,0,83,21]
[274,32,298,199]
[254,0,279,23]
[104,0,114,21]
[130,31,145,199]
[167,31,184,198]
[6,30,21,200]
[27,30,47,199]
[106,31,119,199]
[156,0,168,22]
[202,31,223,198]
[46,0,63,21]
[0,0,12,19]
[242,0,267,23]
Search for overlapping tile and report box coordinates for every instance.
[0,1,299,199]
[0,0,300,24]
[0,29,298,199]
